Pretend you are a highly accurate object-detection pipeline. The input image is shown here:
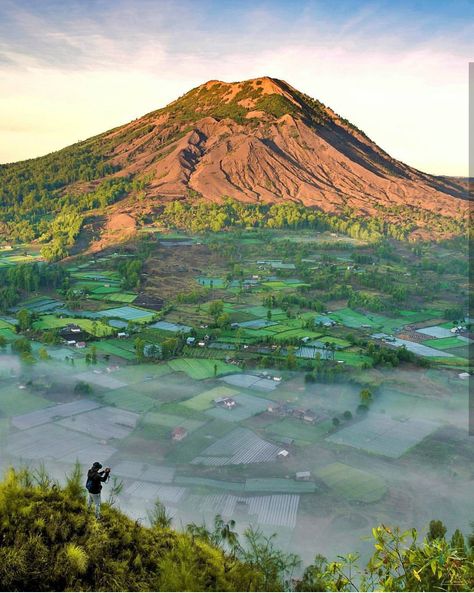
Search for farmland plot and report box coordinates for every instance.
[192,427,282,465]
[315,462,386,503]
[57,406,139,440]
[326,413,440,458]
[168,358,238,380]
[182,385,240,411]
[206,393,272,422]
[11,399,100,430]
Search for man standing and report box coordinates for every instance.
[86,462,111,519]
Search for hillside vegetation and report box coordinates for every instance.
[0,467,473,591]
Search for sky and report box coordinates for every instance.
[0,0,472,175]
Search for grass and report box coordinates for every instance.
[100,388,156,413]
[113,363,172,384]
[167,358,239,380]
[94,339,137,360]
[142,411,205,432]
[335,351,372,367]
[182,385,240,411]
[33,316,113,337]
[0,385,53,416]
[244,478,317,493]
[423,337,468,350]
[317,336,351,347]
[166,419,233,463]
[315,462,387,503]
[174,476,246,491]
[273,329,322,341]
[0,328,18,340]
[266,418,333,445]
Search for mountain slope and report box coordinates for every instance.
[0,77,468,244]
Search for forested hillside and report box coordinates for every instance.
[1,467,473,591]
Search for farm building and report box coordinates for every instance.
[186,337,196,345]
[171,427,188,441]
[214,396,237,409]
[277,449,290,460]
[295,471,311,481]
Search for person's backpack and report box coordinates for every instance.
[85,475,93,492]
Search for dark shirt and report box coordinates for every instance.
[87,468,108,494]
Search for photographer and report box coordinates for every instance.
[85,462,111,519]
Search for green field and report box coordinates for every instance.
[0,385,53,416]
[398,309,444,323]
[142,411,205,432]
[101,387,155,413]
[245,478,317,493]
[94,339,137,360]
[423,336,469,350]
[166,419,233,463]
[33,316,114,337]
[315,462,387,503]
[167,358,240,380]
[318,336,351,347]
[0,328,17,341]
[182,385,240,411]
[335,351,373,367]
[113,363,172,384]
[266,418,333,445]
[173,476,246,491]
[329,308,402,332]
[89,292,137,303]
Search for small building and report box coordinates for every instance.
[458,372,470,380]
[214,396,236,409]
[230,323,240,330]
[277,449,289,460]
[66,340,76,346]
[186,337,196,346]
[303,412,317,424]
[197,340,206,347]
[70,327,82,334]
[171,427,188,441]
[117,332,129,338]
[295,471,311,481]
[75,341,86,349]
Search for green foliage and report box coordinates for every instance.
[0,469,473,591]
[0,468,266,592]
[158,197,448,241]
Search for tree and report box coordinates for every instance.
[148,499,173,529]
[90,345,97,365]
[359,388,373,406]
[38,347,50,361]
[209,300,224,320]
[427,519,447,542]
[17,308,32,331]
[74,381,92,395]
[266,309,272,321]
[134,337,145,362]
